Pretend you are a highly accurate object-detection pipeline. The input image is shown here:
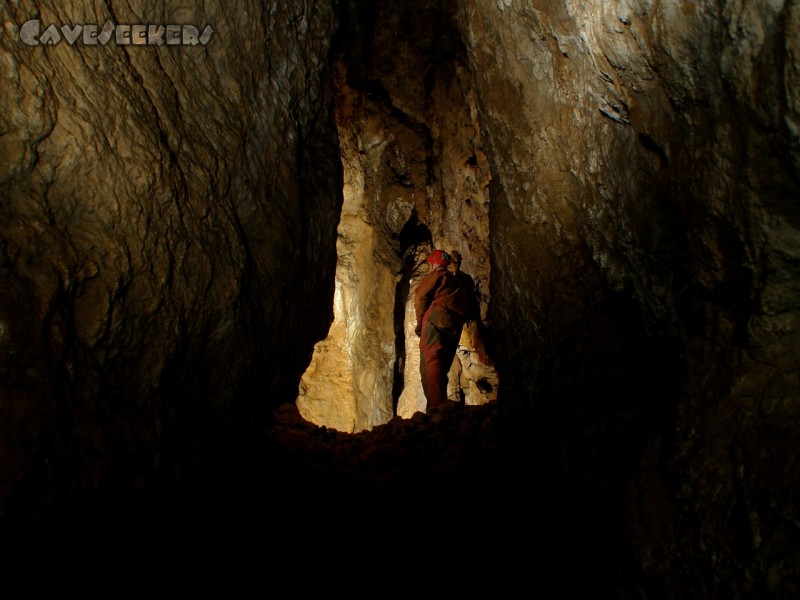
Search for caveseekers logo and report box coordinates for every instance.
[19,19,214,46]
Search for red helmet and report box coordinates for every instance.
[427,249,452,267]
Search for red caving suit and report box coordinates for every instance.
[414,265,472,409]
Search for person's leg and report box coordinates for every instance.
[439,335,459,403]
[447,349,464,403]
[420,321,460,410]
[419,320,446,409]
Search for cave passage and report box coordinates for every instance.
[295,0,498,432]
[392,218,433,414]
[0,1,797,594]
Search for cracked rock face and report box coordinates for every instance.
[0,0,340,516]
[0,0,798,594]
[297,0,498,431]
[458,0,799,594]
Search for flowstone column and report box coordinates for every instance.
[296,118,397,432]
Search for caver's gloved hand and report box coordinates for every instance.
[415,323,422,336]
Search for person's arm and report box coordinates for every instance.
[414,272,438,334]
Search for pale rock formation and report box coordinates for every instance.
[297,98,397,432]
[299,3,498,428]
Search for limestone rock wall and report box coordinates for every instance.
[458,0,799,593]
[297,75,398,432]
[0,0,340,524]
[2,0,798,592]
[298,0,498,428]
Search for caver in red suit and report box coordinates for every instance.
[414,249,472,410]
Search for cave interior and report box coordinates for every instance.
[0,0,798,595]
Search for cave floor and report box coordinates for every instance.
[5,402,637,594]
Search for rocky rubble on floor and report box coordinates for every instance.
[265,400,529,495]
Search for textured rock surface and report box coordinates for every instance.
[458,0,799,595]
[297,78,398,431]
[0,0,340,530]
[0,0,797,595]
[298,0,498,430]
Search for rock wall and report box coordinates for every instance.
[298,0,498,429]
[458,0,799,594]
[297,67,398,432]
[1,0,797,593]
[0,0,340,528]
